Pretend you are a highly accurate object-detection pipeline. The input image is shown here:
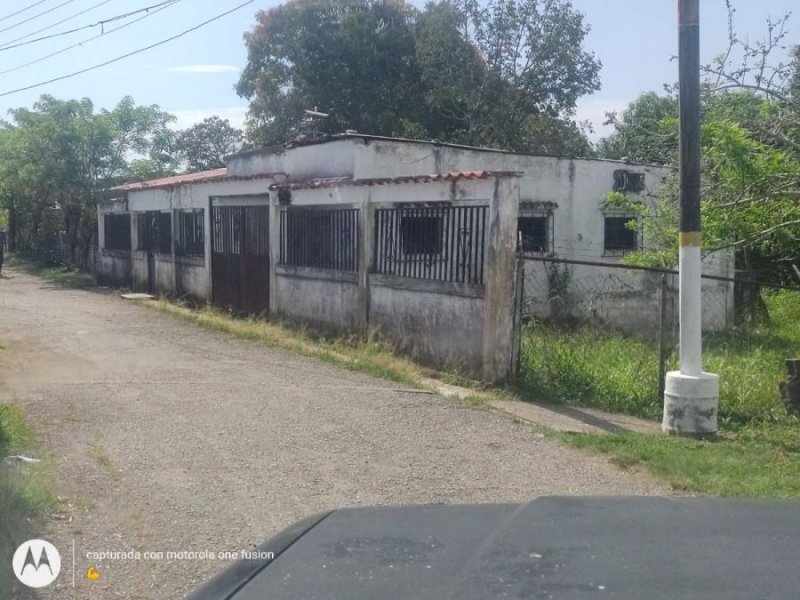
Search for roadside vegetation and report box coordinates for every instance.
[0,401,57,597]
[150,301,424,388]
[520,290,800,498]
[7,255,96,289]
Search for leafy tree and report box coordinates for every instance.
[596,91,678,164]
[237,0,599,154]
[237,0,419,145]
[0,95,176,265]
[176,116,244,172]
[455,0,600,151]
[597,5,800,293]
[412,1,484,142]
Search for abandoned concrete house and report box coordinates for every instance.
[96,134,734,381]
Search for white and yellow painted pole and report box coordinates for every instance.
[663,0,719,437]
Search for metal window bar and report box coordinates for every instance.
[104,213,131,251]
[211,206,269,257]
[604,215,639,255]
[136,211,171,254]
[374,205,487,284]
[279,208,359,272]
[176,209,204,257]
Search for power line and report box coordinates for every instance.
[0,0,182,76]
[0,0,115,49]
[0,0,256,98]
[0,0,50,25]
[0,0,179,53]
[0,0,77,36]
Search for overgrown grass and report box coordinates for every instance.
[520,325,662,419]
[0,403,57,597]
[7,254,97,288]
[149,301,425,388]
[558,424,800,498]
[521,290,800,498]
[520,290,800,429]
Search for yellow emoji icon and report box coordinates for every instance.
[86,565,101,581]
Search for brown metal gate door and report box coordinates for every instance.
[211,205,270,315]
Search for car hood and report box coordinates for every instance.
[189,496,800,600]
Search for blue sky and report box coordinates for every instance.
[0,0,795,141]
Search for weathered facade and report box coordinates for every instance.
[96,134,733,380]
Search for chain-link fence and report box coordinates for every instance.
[512,255,800,426]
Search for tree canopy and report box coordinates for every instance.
[0,96,176,264]
[237,0,600,154]
[597,10,800,290]
[176,116,244,173]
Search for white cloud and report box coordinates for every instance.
[169,106,249,130]
[167,65,241,74]
[574,97,631,142]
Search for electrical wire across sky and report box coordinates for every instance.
[0,3,182,77]
[0,0,51,25]
[0,0,79,37]
[0,0,182,52]
[0,0,257,98]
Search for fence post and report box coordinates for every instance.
[658,273,668,400]
[511,256,525,378]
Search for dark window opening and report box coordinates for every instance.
[104,213,131,251]
[518,215,551,254]
[613,170,645,193]
[280,208,358,272]
[604,216,638,254]
[176,210,205,258]
[137,211,172,254]
[400,216,443,256]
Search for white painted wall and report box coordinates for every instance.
[97,137,736,362]
[226,140,355,180]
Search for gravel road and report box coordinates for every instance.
[0,267,664,599]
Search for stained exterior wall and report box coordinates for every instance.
[521,254,734,334]
[97,136,728,380]
[266,177,518,379]
[274,267,360,331]
[98,179,272,298]
[96,199,132,287]
[369,278,485,372]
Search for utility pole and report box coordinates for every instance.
[663,0,719,437]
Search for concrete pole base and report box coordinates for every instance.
[663,371,719,437]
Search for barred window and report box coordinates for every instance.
[279,208,359,272]
[374,205,487,284]
[604,216,638,255]
[176,210,204,258]
[104,213,131,251]
[137,211,172,254]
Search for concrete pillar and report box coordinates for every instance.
[268,191,281,317]
[663,242,720,435]
[205,197,213,302]
[481,175,520,382]
[356,191,373,334]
